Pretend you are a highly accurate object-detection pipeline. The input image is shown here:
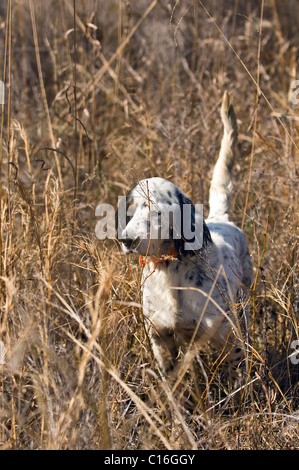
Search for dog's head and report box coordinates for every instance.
[118,177,211,258]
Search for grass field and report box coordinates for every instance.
[0,0,298,449]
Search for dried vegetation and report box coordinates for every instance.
[0,0,298,449]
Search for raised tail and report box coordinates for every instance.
[208,91,238,219]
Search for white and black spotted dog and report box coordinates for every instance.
[119,92,252,380]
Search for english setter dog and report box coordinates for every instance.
[119,92,252,381]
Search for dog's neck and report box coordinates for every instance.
[139,247,178,267]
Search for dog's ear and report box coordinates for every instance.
[173,190,212,257]
[202,220,212,247]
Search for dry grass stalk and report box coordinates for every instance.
[0,0,297,450]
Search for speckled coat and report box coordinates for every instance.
[141,214,252,374]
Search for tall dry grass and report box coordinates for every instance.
[0,0,298,449]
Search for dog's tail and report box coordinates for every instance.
[208,91,238,219]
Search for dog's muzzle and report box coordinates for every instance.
[121,237,137,252]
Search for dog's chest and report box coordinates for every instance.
[142,262,180,330]
[141,261,213,332]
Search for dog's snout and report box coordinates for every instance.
[121,237,134,248]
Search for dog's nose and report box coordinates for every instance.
[121,237,134,249]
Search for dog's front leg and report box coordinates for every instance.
[149,328,179,376]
